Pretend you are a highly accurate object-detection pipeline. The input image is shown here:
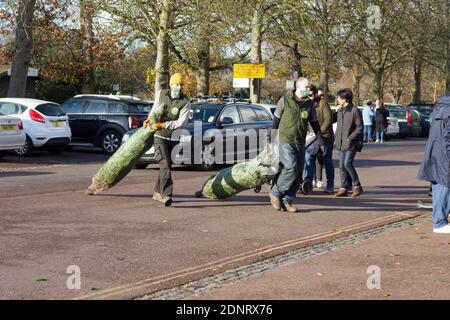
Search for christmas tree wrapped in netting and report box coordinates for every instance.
[197,142,279,199]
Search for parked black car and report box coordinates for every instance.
[406,101,435,137]
[61,95,153,154]
[122,102,274,170]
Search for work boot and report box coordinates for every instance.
[335,188,348,197]
[351,186,363,198]
[161,195,173,207]
[269,193,281,210]
[152,192,162,202]
[282,203,299,213]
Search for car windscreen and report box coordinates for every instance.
[35,103,66,116]
[188,105,222,125]
[387,109,406,119]
[129,103,153,113]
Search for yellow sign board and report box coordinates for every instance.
[233,64,265,79]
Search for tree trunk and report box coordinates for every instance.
[195,37,210,97]
[413,51,423,102]
[372,69,384,100]
[80,0,95,93]
[291,43,303,78]
[7,0,36,98]
[353,70,363,106]
[320,55,329,100]
[154,0,172,92]
[250,6,262,103]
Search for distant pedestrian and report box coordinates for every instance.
[374,99,389,143]
[334,88,364,198]
[305,88,335,193]
[362,100,374,142]
[417,93,450,233]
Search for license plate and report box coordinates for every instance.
[51,121,64,127]
[0,124,15,131]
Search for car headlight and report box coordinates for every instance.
[180,135,192,143]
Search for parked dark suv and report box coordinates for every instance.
[61,95,153,154]
[121,101,274,170]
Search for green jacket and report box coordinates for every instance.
[316,100,334,141]
[156,89,189,139]
[278,92,312,144]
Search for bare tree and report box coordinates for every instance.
[7,0,36,97]
[80,0,95,93]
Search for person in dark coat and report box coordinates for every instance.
[417,93,450,233]
[374,99,389,143]
[334,88,364,198]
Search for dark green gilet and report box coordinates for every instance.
[278,92,312,144]
[156,89,189,139]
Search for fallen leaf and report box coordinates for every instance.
[36,278,48,282]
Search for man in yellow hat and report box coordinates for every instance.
[144,73,191,206]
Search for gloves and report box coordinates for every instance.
[143,118,150,129]
[151,122,165,130]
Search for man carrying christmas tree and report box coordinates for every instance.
[143,73,191,206]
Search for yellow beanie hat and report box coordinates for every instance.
[169,73,183,85]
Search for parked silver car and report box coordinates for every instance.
[0,112,26,158]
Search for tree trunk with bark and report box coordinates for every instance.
[372,68,384,100]
[413,51,423,102]
[7,0,36,98]
[320,55,330,99]
[291,43,303,78]
[154,0,172,92]
[80,0,95,93]
[195,37,210,97]
[250,6,262,103]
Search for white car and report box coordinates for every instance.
[0,113,26,158]
[0,98,71,156]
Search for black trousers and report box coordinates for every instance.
[153,137,173,197]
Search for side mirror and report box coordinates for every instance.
[220,117,234,125]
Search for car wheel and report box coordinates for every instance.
[47,146,65,155]
[0,151,8,159]
[101,130,122,155]
[134,163,148,169]
[384,135,392,141]
[14,136,34,157]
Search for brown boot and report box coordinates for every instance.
[282,203,299,213]
[351,186,363,198]
[269,193,281,210]
[335,188,348,197]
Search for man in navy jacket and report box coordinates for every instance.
[417,93,450,233]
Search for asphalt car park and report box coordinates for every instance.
[0,137,432,299]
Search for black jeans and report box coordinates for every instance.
[154,137,173,197]
[338,148,361,189]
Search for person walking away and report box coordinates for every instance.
[374,99,389,143]
[362,100,374,142]
[143,73,191,206]
[305,88,335,193]
[334,88,364,198]
[270,77,327,213]
[417,93,450,233]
